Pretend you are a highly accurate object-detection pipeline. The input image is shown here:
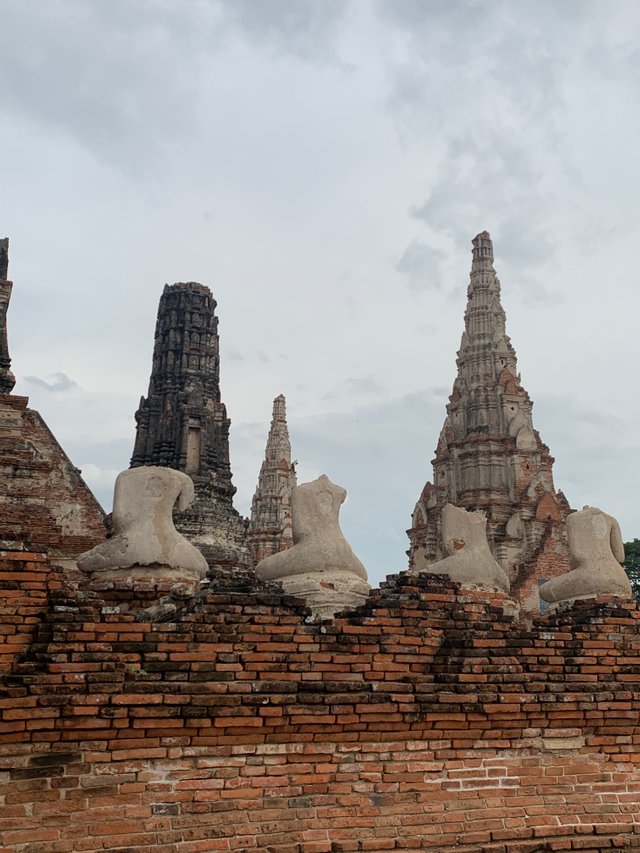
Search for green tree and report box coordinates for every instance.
[623,539,640,600]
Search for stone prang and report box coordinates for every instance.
[539,506,632,605]
[419,503,511,593]
[256,474,370,617]
[78,466,208,583]
[408,231,572,610]
[247,394,297,563]
[130,282,249,571]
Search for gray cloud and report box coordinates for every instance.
[534,392,640,540]
[345,376,385,396]
[25,372,78,393]
[377,0,598,284]
[62,437,134,511]
[220,0,351,62]
[0,0,350,174]
[321,375,386,402]
[411,129,560,277]
[0,1,208,172]
[395,240,444,291]
[225,349,245,363]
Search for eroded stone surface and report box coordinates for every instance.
[256,474,370,616]
[419,503,510,593]
[539,506,632,604]
[78,466,208,582]
[278,571,372,620]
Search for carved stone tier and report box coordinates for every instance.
[408,232,572,611]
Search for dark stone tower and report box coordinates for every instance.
[131,282,249,569]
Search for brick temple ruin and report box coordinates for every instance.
[2,235,640,852]
[408,232,572,611]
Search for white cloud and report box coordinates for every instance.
[24,372,78,393]
[395,241,444,291]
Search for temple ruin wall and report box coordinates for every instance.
[2,551,640,852]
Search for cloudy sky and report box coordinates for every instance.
[3,0,640,586]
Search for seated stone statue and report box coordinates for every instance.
[255,474,370,617]
[420,503,510,593]
[78,466,208,582]
[539,506,632,605]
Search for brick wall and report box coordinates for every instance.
[0,551,60,673]
[2,552,640,852]
[0,394,106,560]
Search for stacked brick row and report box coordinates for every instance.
[0,551,58,673]
[2,554,640,851]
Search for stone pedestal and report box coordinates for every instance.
[279,571,371,620]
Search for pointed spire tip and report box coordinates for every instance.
[471,231,494,264]
[272,394,287,421]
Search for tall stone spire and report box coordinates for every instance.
[0,238,16,394]
[248,394,297,563]
[131,282,249,569]
[408,232,571,610]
